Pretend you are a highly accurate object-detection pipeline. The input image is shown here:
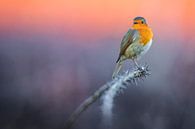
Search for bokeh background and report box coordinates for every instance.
[0,0,195,129]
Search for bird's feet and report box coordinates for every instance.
[136,63,150,71]
[136,66,142,70]
[135,65,144,71]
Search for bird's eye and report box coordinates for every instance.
[141,21,144,24]
[134,22,138,24]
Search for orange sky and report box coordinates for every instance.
[0,0,194,40]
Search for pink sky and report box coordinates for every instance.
[0,0,194,41]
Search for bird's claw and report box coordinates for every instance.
[136,66,144,71]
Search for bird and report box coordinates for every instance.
[112,16,153,79]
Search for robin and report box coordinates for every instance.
[112,16,153,78]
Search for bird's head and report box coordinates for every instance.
[132,17,147,28]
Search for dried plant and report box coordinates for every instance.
[64,66,150,129]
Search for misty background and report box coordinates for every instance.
[1,27,195,129]
[1,0,195,129]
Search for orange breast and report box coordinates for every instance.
[132,25,153,46]
[138,28,153,45]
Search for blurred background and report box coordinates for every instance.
[0,0,195,129]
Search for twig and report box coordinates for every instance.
[64,66,150,129]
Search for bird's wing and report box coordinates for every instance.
[116,29,139,63]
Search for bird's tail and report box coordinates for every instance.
[112,61,122,79]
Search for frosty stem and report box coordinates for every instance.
[64,66,150,129]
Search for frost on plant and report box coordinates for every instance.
[101,66,149,126]
[65,66,149,129]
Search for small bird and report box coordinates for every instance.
[112,16,153,78]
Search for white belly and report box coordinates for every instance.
[124,39,152,59]
[139,39,153,58]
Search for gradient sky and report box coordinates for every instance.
[0,0,194,42]
[0,1,195,129]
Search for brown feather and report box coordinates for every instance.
[116,29,139,63]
